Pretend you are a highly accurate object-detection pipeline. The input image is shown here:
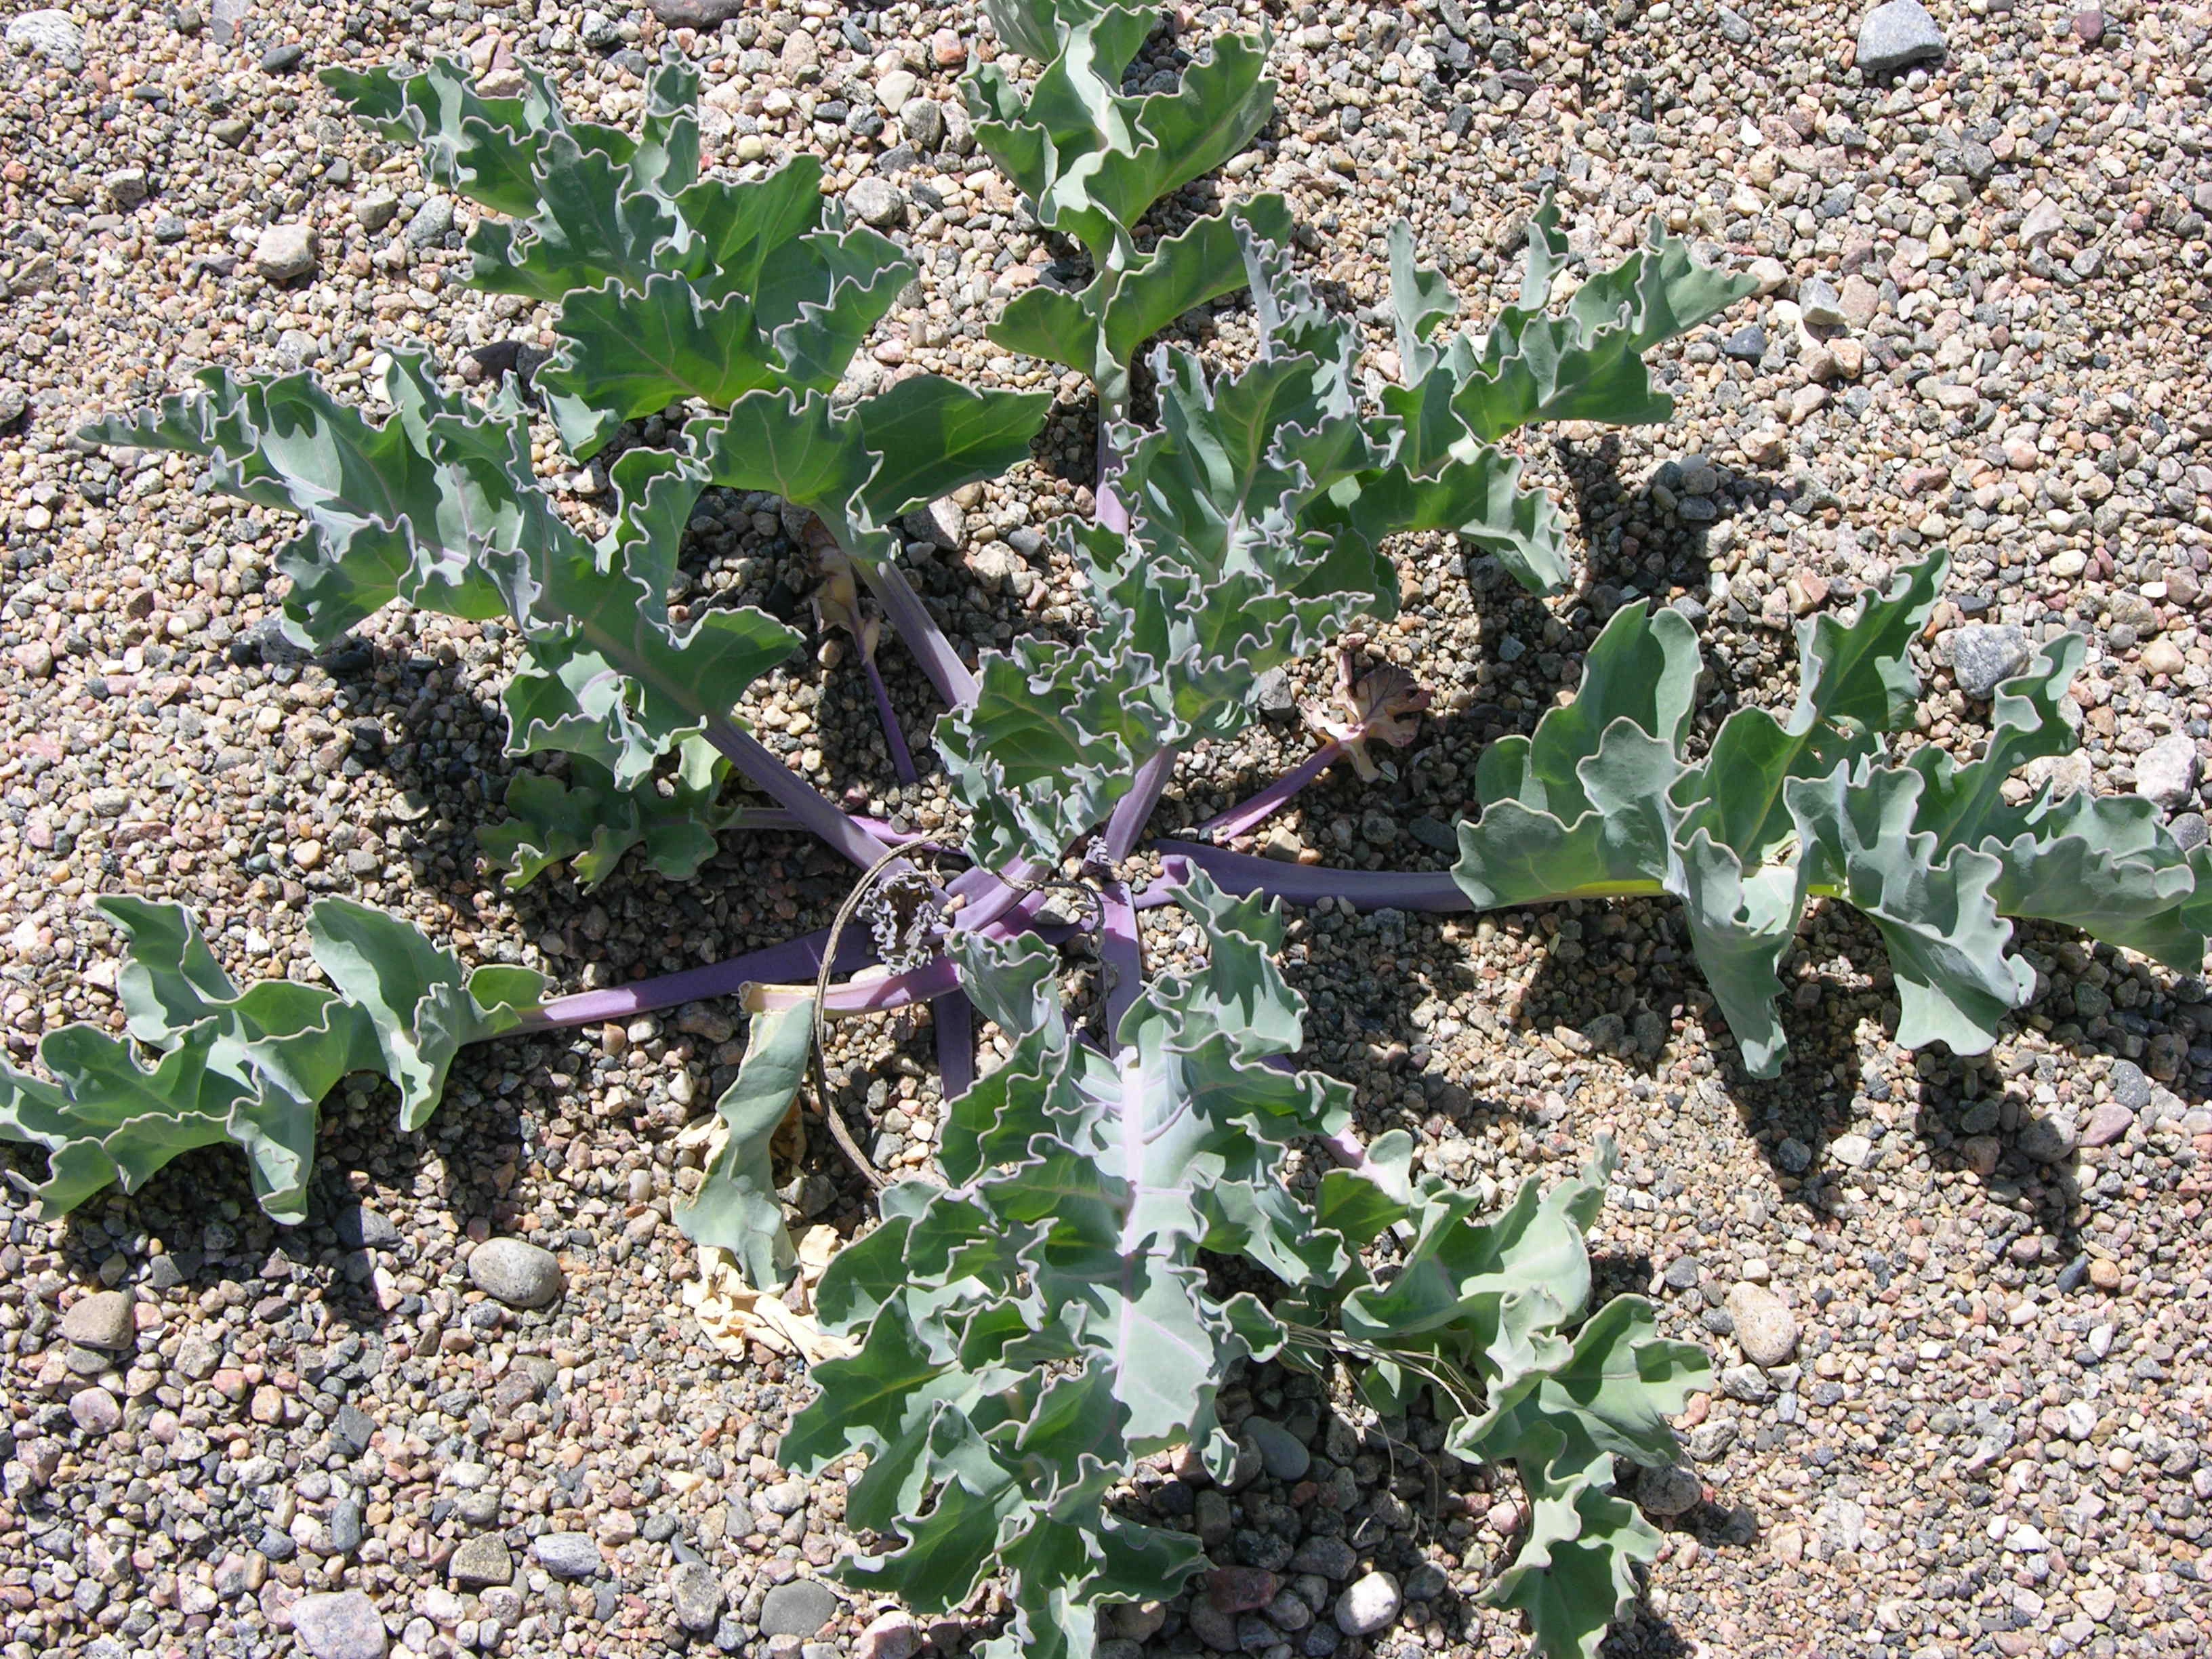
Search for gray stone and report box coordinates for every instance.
[2171,811,2207,851]
[354,192,400,232]
[5,9,83,64]
[901,98,945,149]
[1687,1419,1738,1461]
[60,1290,134,1351]
[333,1207,398,1250]
[253,223,319,283]
[1720,1362,1775,1404]
[2019,1111,2079,1164]
[405,195,455,248]
[1948,624,2032,698]
[449,1536,512,1589]
[1723,324,1767,363]
[670,1561,725,1633]
[1332,1571,1401,1637]
[761,1579,840,1638]
[1245,1417,1311,1482]
[467,1237,563,1308]
[329,1500,365,1555]
[1856,1,1946,76]
[1828,1132,1875,1170]
[1662,1254,1702,1291]
[647,0,750,26]
[2135,734,2199,809]
[2109,1059,2152,1110]
[1724,1282,1799,1366]
[531,1534,602,1579]
[1289,1535,1358,1579]
[291,1591,389,1659]
[1634,1462,1704,1517]
[1798,279,1847,327]
[846,177,905,228]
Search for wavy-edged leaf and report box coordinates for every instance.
[482,739,740,890]
[674,995,813,1289]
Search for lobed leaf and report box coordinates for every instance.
[1453,554,2212,1074]
[1,901,544,1223]
[481,737,741,890]
[674,995,814,1289]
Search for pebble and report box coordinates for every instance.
[466,1237,563,1307]
[290,1591,389,1659]
[1854,1,1946,77]
[4,9,82,63]
[1948,624,2032,698]
[1828,1132,1874,1170]
[68,1385,123,1434]
[252,222,319,282]
[846,176,905,228]
[2018,1111,2079,1164]
[405,195,455,249]
[1333,1571,1401,1636]
[857,1610,924,1659]
[761,1580,840,1638]
[670,1561,726,1633]
[1798,278,1846,328]
[531,1534,602,1579]
[1635,1462,1704,1517]
[59,1289,135,1349]
[2081,1101,2133,1147]
[448,1536,512,1589]
[1245,1417,1312,1481]
[1724,1283,1799,1366]
[355,191,400,232]
[2135,734,2200,809]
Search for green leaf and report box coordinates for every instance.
[851,375,1054,529]
[481,739,741,890]
[1,900,542,1223]
[674,996,813,1289]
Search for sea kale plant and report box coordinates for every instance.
[7,3,2207,1656]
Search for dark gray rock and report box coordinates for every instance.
[1856,1,1946,76]
[647,0,749,23]
[2109,1059,2152,1110]
[1948,623,2031,698]
[1244,1417,1311,1482]
[333,1206,398,1250]
[761,1579,840,1638]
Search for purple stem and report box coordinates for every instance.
[518,926,858,1032]
[934,989,975,1102]
[1195,739,1345,844]
[860,558,979,709]
[1155,842,1474,914]
[728,808,926,844]
[1103,746,1176,863]
[859,648,920,785]
[1099,880,1142,1048]
[708,725,894,872]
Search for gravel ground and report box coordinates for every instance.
[5,2,2212,1658]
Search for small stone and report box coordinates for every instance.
[1333,1572,1401,1637]
[1635,1463,1704,1518]
[2108,1060,2152,1110]
[1723,324,1767,363]
[329,1500,365,1555]
[2081,1102,2133,1148]
[532,1534,600,1579]
[69,1387,122,1435]
[5,9,83,63]
[2079,1584,2118,1622]
[1289,1536,1359,1580]
[1245,1417,1311,1482]
[1662,1255,1702,1291]
[1948,624,2032,698]
[2135,735,2199,809]
[291,1591,390,1659]
[355,192,400,232]
[2142,636,2188,678]
[1724,1282,1799,1366]
[846,177,905,228]
[466,1238,563,1308]
[334,1207,398,1250]
[449,1536,512,1589]
[931,26,967,66]
[876,69,918,113]
[761,1580,840,1638]
[60,1290,135,1351]
[901,99,945,149]
[2072,8,2105,44]
[646,0,749,25]
[1798,278,1846,327]
[1855,1,1946,77]
[405,195,455,248]
[670,1561,726,1634]
[2089,1257,2122,1291]
[2018,1112,2079,1164]
[260,42,304,73]
[252,223,319,283]
[856,1610,924,1659]
[1828,1132,1875,1170]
